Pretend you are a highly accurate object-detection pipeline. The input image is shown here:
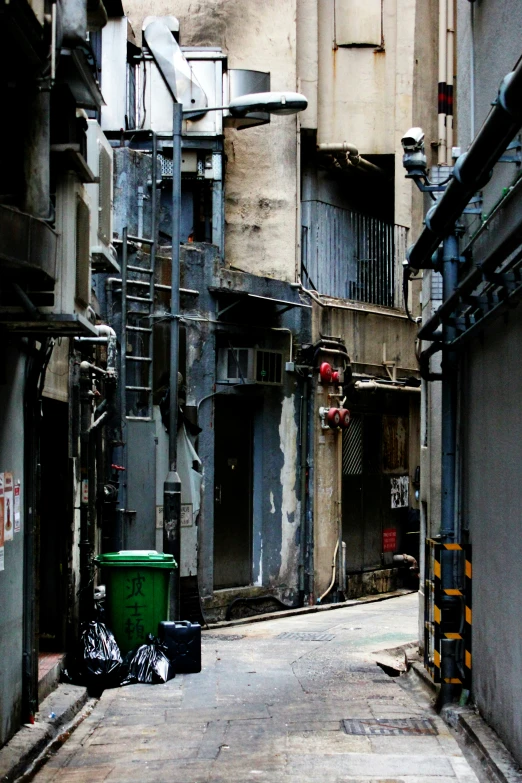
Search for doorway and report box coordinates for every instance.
[213,397,253,588]
[342,409,409,573]
[38,398,71,652]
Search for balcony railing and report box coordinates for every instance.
[301,201,407,309]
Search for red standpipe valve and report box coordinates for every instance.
[319,362,333,383]
[326,407,341,428]
[338,408,351,428]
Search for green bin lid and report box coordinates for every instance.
[95,550,177,569]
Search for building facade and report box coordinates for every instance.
[413,0,522,767]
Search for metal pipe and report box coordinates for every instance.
[354,380,421,393]
[408,59,522,270]
[440,232,460,706]
[337,430,343,597]
[120,228,128,517]
[393,553,419,570]
[316,143,387,177]
[11,283,40,320]
[438,0,448,164]
[313,346,350,363]
[446,0,455,164]
[149,132,157,418]
[317,540,339,603]
[79,361,94,623]
[298,373,310,604]
[163,102,183,617]
[470,0,475,140]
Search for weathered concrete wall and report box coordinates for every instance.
[462,313,522,767]
[123,0,299,283]
[313,0,418,229]
[0,347,26,747]
[175,244,311,600]
[311,301,420,596]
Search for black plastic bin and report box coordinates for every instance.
[159,620,201,673]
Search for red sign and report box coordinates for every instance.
[383,528,397,553]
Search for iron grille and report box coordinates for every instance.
[343,414,363,475]
[342,718,438,736]
[301,201,408,308]
[256,349,283,385]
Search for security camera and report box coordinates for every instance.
[401,127,427,178]
[401,127,425,151]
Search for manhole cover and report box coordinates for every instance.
[277,632,335,641]
[202,634,245,642]
[342,718,438,736]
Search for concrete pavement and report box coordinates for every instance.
[30,593,481,783]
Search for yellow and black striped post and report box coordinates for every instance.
[424,539,471,689]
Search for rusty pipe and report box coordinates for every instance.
[393,553,419,571]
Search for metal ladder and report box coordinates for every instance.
[120,135,158,423]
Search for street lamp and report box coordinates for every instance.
[164,91,307,619]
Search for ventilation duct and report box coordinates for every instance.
[142,18,208,112]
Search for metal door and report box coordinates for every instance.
[342,412,408,573]
[213,397,253,588]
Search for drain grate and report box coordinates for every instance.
[202,634,245,642]
[342,718,438,736]
[277,631,335,641]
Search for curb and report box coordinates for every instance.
[409,662,522,782]
[0,684,89,782]
[441,705,522,783]
[205,588,416,629]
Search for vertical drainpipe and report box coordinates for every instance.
[445,0,455,165]
[79,362,94,622]
[163,102,183,619]
[298,373,310,605]
[337,428,344,598]
[440,232,460,704]
[438,0,448,165]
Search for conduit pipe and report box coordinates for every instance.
[354,380,421,393]
[317,540,339,604]
[407,58,522,271]
[438,0,448,164]
[316,142,387,177]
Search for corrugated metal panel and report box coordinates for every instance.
[301,201,407,308]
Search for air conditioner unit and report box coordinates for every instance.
[85,119,119,271]
[217,347,284,386]
[45,173,92,323]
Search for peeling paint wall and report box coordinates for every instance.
[278,394,299,586]
[123,0,299,283]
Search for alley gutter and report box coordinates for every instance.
[441,705,522,783]
[0,684,90,783]
[408,662,522,783]
[205,588,416,629]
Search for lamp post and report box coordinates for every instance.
[163,91,307,619]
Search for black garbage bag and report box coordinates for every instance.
[120,634,174,685]
[81,620,123,692]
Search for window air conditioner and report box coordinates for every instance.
[85,119,118,271]
[46,173,92,320]
[217,347,284,386]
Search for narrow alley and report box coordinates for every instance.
[31,595,479,783]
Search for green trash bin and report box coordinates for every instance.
[95,550,177,655]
